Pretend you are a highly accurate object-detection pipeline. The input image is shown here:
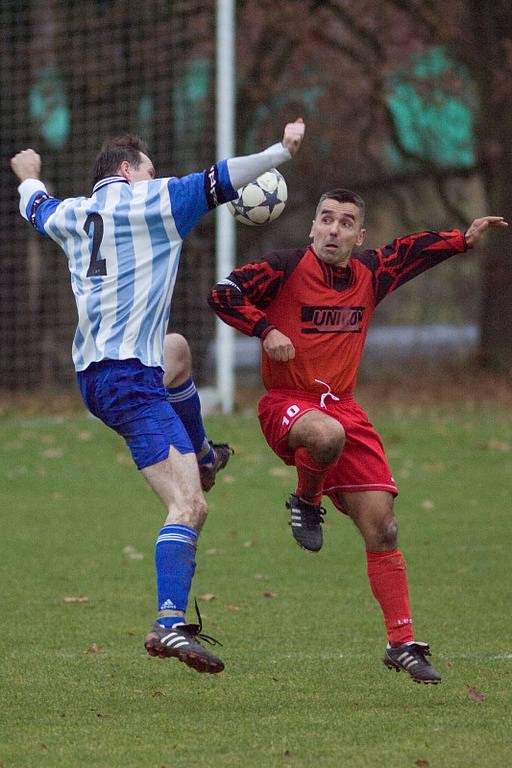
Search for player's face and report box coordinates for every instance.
[310,200,366,266]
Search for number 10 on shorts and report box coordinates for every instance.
[282,404,300,426]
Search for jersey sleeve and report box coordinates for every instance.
[208,249,304,337]
[356,230,467,304]
[167,159,236,239]
[18,179,62,238]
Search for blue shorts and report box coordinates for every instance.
[77,358,193,470]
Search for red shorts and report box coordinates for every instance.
[258,389,398,511]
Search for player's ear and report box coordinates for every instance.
[309,219,315,239]
[356,227,366,247]
[118,160,131,180]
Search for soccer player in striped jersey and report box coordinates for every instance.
[209,188,507,683]
[10,117,305,673]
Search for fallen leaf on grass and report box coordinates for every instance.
[254,573,269,581]
[421,499,434,510]
[63,596,90,604]
[122,545,144,560]
[263,591,278,598]
[227,604,240,612]
[41,448,64,459]
[83,644,106,654]
[468,686,486,703]
[151,690,165,698]
[243,539,256,548]
[269,467,293,478]
[480,440,510,452]
[7,466,28,478]
[198,593,216,602]
[95,711,112,718]
[415,761,430,767]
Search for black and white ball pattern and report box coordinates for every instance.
[226,168,287,226]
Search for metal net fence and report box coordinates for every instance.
[0,0,217,390]
[1,0,484,394]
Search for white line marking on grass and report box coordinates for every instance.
[269,652,512,662]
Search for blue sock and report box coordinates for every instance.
[155,524,198,628]
[166,378,215,464]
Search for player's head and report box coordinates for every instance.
[310,189,366,266]
[92,135,155,187]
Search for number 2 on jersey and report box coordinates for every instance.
[84,213,106,277]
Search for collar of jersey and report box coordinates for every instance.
[309,245,352,273]
[92,176,130,194]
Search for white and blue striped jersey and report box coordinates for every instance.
[18,142,291,372]
[18,161,237,371]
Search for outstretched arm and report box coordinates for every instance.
[465,216,508,248]
[170,119,306,238]
[226,117,305,190]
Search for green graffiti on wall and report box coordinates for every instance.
[386,47,475,169]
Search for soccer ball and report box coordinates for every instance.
[226,168,287,226]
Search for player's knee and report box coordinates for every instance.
[379,516,398,549]
[312,421,345,465]
[163,333,192,387]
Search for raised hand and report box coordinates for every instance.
[10,149,42,182]
[465,216,508,248]
[282,117,305,157]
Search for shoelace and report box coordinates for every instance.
[295,500,327,528]
[412,644,431,659]
[188,598,223,647]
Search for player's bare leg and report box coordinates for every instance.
[163,332,233,491]
[285,410,344,551]
[334,489,441,684]
[141,448,224,673]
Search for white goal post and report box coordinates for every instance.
[213,0,236,414]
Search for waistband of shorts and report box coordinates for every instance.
[268,388,355,405]
[82,358,162,373]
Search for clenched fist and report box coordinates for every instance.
[10,149,41,182]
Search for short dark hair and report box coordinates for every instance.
[92,134,150,187]
[315,188,365,222]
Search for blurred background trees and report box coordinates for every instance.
[1,0,510,390]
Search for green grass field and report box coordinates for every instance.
[2,396,511,767]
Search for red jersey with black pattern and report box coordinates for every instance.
[208,230,466,395]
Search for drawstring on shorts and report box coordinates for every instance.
[314,379,340,409]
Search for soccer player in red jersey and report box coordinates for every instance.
[209,189,507,683]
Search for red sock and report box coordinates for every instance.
[366,549,414,646]
[294,447,332,504]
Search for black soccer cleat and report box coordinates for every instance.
[383,641,441,684]
[199,441,234,492]
[145,601,224,674]
[286,493,326,552]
